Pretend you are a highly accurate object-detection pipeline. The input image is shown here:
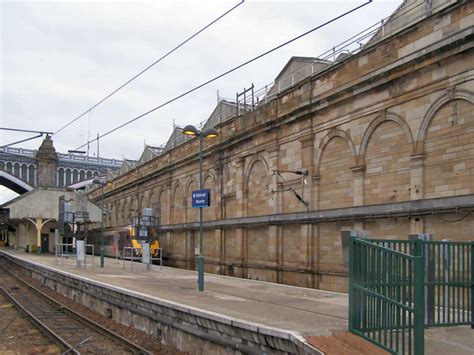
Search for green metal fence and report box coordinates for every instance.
[370,239,473,328]
[349,238,425,355]
[349,238,473,355]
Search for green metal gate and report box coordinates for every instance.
[349,238,473,355]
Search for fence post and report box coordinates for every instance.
[414,239,425,354]
[471,241,473,329]
[348,236,354,331]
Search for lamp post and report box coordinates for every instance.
[182,124,218,292]
[93,177,110,268]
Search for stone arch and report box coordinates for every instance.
[65,168,72,186]
[316,129,356,210]
[315,129,356,175]
[422,93,474,198]
[13,162,20,177]
[158,187,169,225]
[72,169,79,183]
[202,171,217,221]
[171,182,185,224]
[28,164,35,184]
[58,168,65,187]
[417,89,474,153]
[359,112,415,163]
[245,156,272,216]
[362,112,413,204]
[185,176,199,222]
[244,155,270,190]
[20,164,28,180]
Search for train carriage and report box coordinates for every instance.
[87,226,159,259]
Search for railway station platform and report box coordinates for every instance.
[1,249,472,354]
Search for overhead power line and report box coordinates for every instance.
[73,0,372,152]
[54,0,245,136]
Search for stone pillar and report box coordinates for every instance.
[234,158,247,277]
[35,135,58,188]
[410,154,425,200]
[267,148,279,268]
[351,165,366,206]
[299,135,314,286]
[410,154,426,234]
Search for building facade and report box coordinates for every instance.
[90,1,474,292]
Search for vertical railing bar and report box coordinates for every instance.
[456,244,462,323]
[470,241,474,329]
[408,258,412,355]
[414,239,425,355]
[388,252,392,350]
[376,247,379,342]
[402,256,406,354]
[349,237,354,332]
[383,249,387,347]
[378,248,382,344]
[443,242,446,324]
[437,242,441,324]
[449,243,453,324]
[372,246,376,340]
[462,243,465,324]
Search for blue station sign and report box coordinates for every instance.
[192,189,211,208]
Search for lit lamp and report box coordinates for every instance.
[182,125,219,291]
[92,177,112,267]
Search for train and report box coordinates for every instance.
[87,225,159,259]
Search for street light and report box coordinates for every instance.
[182,125,219,291]
[92,177,111,268]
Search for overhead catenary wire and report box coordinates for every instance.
[54,0,245,136]
[72,0,373,152]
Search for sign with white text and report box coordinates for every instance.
[192,189,211,208]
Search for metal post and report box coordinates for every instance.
[471,241,473,329]
[198,134,204,292]
[100,185,104,268]
[414,239,425,355]
[348,236,354,331]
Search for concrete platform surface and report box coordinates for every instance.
[2,250,348,338]
[2,249,472,355]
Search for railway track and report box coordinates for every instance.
[0,262,151,355]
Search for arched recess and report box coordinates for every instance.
[245,157,272,217]
[171,183,185,224]
[362,113,413,204]
[422,96,474,198]
[21,164,27,180]
[58,168,65,187]
[417,89,474,151]
[158,187,169,225]
[202,171,217,221]
[28,164,35,184]
[359,112,415,161]
[316,129,356,210]
[118,199,125,226]
[0,170,33,194]
[185,177,198,223]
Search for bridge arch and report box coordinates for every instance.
[0,170,34,194]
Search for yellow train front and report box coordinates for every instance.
[88,226,159,259]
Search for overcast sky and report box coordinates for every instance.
[0,0,402,202]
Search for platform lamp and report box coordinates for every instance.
[92,177,112,268]
[182,125,219,292]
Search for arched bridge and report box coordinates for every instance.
[0,146,122,194]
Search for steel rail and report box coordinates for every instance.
[0,286,78,354]
[0,264,151,355]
